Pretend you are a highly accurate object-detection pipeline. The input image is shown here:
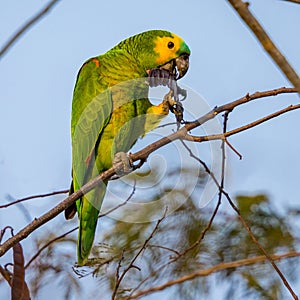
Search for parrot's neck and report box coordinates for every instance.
[99,51,147,87]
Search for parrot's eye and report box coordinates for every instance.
[167,41,174,49]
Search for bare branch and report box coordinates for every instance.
[0,265,12,286]
[187,103,300,143]
[224,138,242,159]
[147,244,180,256]
[0,226,14,244]
[225,103,300,137]
[179,87,297,139]
[99,179,136,218]
[280,0,300,4]
[129,251,300,299]
[227,0,300,93]
[0,0,61,59]
[0,190,69,209]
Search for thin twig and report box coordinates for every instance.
[0,190,69,209]
[281,0,300,3]
[283,0,300,4]
[99,179,136,218]
[224,104,300,138]
[114,249,125,290]
[227,0,300,93]
[224,139,243,159]
[0,0,61,59]
[186,103,300,143]
[147,244,180,256]
[183,87,297,133]
[0,265,12,286]
[0,226,14,244]
[220,111,229,189]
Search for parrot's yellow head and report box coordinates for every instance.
[153,33,190,66]
[152,32,190,80]
[112,30,190,79]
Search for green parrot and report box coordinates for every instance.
[65,30,190,266]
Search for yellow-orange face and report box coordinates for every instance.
[153,33,190,66]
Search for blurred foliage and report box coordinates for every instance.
[75,174,298,300]
[0,168,299,300]
[26,232,80,299]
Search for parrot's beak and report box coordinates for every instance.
[175,53,189,79]
[158,53,190,80]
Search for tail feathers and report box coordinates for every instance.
[77,204,99,266]
[77,184,106,266]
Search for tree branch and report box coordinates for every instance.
[227,0,300,93]
[0,190,69,209]
[0,0,61,59]
[280,0,300,4]
[186,103,300,142]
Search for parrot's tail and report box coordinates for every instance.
[77,184,106,266]
[77,199,100,266]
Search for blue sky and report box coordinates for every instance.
[0,0,300,299]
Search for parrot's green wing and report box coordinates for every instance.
[71,57,113,265]
[72,57,112,187]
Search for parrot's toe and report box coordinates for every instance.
[162,90,184,125]
[163,90,176,107]
[113,152,133,177]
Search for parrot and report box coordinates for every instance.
[65,29,190,266]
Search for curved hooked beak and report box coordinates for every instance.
[175,53,190,79]
[159,53,190,80]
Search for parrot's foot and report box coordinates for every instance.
[162,90,176,108]
[112,152,133,177]
[162,90,184,125]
